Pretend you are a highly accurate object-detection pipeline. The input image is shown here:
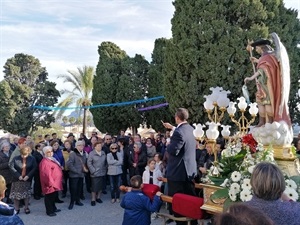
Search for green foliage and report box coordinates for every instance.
[144,38,173,132]
[69,117,76,124]
[163,0,300,124]
[32,123,64,139]
[91,42,150,134]
[0,53,60,136]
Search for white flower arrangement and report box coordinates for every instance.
[210,135,300,206]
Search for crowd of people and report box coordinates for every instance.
[1,108,300,225]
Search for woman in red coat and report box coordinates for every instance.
[39,146,63,217]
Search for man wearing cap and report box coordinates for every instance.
[244,39,291,127]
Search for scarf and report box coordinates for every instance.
[112,152,118,160]
[45,156,61,167]
[21,157,26,177]
[134,151,139,163]
[146,143,152,148]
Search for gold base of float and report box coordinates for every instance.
[200,145,299,215]
[200,184,226,214]
[269,145,299,177]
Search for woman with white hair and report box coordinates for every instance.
[39,146,63,217]
[66,140,87,210]
[0,141,13,203]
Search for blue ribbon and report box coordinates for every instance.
[32,96,165,111]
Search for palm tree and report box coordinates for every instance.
[55,66,94,135]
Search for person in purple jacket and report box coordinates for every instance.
[246,162,300,225]
[121,175,162,225]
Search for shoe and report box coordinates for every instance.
[15,209,20,215]
[102,190,107,194]
[68,203,74,210]
[54,209,61,213]
[80,196,85,200]
[55,199,64,203]
[75,201,84,206]
[116,198,120,203]
[91,201,96,206]
[111,199,115,204]
[34,196,41,200]
[47,213,56,217]
[96,198,103,204]
[61,193,66,198]
[24,208,30,214]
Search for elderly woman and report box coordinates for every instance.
[128,142,147,178]
[246,162,300,225]
[9,146,36,214]
[66,140,87,210]
[0,175,24,225]
[39,146,63,217]
[0,142,13,203]
[87,141,106,206]
[107,143,123,203]
[50,140,64,203]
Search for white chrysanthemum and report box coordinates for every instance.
[241,178,251,190]
[248,165,255,174]
[230,183,241,194]
[284,187,299,201]
[231,171,241,182]
[286,179,297,190]
[240,189,253,202]
[229,189,237,201]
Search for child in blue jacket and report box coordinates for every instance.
[121,175,162,225]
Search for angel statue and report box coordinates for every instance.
[244,33,291,129]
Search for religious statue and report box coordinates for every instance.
[244,33,293,146]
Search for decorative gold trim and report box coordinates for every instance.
[200,184,225,214]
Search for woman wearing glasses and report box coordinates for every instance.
[107,143,123,203]
[39,146,63,217]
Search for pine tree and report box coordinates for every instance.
[144,38,173,131]
[91,42,150,134]
[163,0,300,124]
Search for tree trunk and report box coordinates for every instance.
[83,108,87,135]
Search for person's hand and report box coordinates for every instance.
[23,176,29,181]
[246,44,253,52]
[162,122,174,130]
[19,176,23,181]
[250,57,258,63]
[244,77,250,84]
[156,191,162,197]
[199,167,207,174]
[157,177,163,181]
[133,163,137,168]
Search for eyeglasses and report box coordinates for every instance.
[111,148,118,150]
[106,138,112,140]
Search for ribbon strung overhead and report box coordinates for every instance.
[137,103,169,111]
[32,96,165,111]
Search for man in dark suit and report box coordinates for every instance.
[163,108,197,225]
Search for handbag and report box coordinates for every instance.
[77,155,89,173]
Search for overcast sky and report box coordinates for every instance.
[1,0,299,91]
